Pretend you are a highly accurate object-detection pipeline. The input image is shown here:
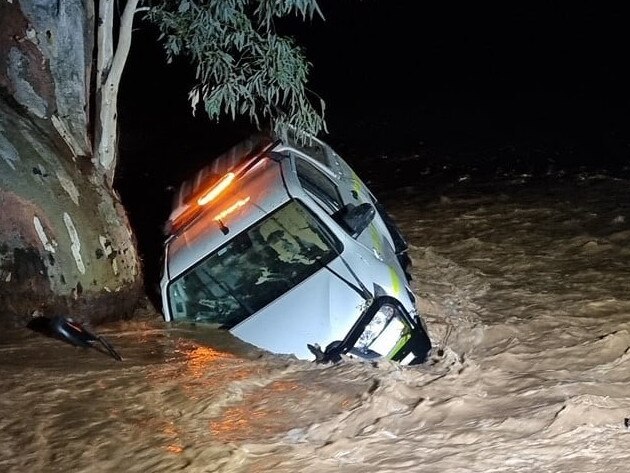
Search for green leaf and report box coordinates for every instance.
[178,1,190,14]
[148,0,327,136]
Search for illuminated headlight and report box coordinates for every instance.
[355,304,397,350]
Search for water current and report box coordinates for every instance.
[1,172,629,472]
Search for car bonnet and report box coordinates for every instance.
[230,257,368,360]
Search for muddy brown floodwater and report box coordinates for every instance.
[1,173,630,472]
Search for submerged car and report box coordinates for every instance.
[160,132,432,364]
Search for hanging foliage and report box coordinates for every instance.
[148,0,326,136]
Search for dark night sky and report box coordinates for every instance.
[120,2,630,167]
[297,2,630,155]
[117,1,630,288]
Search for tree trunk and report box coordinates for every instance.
[0,1,143,327]
[94,0,140,185]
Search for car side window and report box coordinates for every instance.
[292,139,329,167]
[295,158,344,213]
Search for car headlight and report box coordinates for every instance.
[347,301,431,364]
[355,304,397,350]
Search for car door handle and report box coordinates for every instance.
[351,190,359,199]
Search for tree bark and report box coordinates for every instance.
[94,0,140,185]
[0,0,143,327]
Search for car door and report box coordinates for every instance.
[298,140,402,260]
[312,140,410,265]
[291,154,397,271]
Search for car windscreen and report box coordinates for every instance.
[167,199,342,327]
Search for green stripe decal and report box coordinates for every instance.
[352,171,362,195]
[370,224,383,253]
[389,266,401,296]
[387,332,412,359]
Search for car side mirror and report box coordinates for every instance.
[337,202,375,238]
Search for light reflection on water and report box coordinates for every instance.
[1,176,629,472]
[0,316,376,472]
[209,379,306,442]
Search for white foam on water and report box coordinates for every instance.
[1,174,629,472]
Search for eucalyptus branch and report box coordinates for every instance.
[147,0,326,136]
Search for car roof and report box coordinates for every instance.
[166,134,276,231]
[165,154,292,279]
[165,129,329,232]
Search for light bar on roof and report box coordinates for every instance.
[167,141,278,235]
[197,172,235,206]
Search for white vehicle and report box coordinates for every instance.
[160,132,432,364]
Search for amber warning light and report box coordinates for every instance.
[214,197,251,222]
[168,155,270,235]
[197,172,235,206]
[168,171,236,233]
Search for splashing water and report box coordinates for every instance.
[1,174,629,472]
